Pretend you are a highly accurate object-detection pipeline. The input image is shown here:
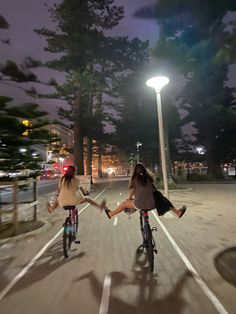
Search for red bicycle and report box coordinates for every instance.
[62,205,79,258]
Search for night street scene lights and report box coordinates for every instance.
[146,76,170,198]
[196,147,204,155]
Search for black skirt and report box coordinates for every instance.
[153,189,173,216]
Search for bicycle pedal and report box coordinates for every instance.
[74,239,81,244]
[152,227,157,232]
[154,249,158,254]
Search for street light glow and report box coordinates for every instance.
[196,147,204,155]
[146,76,169,92]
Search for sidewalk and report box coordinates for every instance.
[0,180,236,290]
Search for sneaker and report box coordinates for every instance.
[47,202,53,213]
[179,205,187,218]
[104,207,111,219]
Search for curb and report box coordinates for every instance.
[0,217,52,245]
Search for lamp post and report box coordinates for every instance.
[59,157,64,173]
[136,141,142,163]
[146,76,169,198]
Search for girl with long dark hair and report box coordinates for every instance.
[48,165,105,212]
[102,162,186,219]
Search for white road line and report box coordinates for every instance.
[99,274,111,314]
[0,229,62,301]
[152,210,229,314]
[0,188,107,302]
[113,217,118,226]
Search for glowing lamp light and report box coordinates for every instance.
[146,76,169,92]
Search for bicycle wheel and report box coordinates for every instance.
[63,217,73,258]
[74,210,79,240]
[145,224,154,272]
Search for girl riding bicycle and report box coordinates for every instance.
[47,165,105,213]
[102,162,186,219]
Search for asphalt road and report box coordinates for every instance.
[0,179,59,203]
[0,179,236,314]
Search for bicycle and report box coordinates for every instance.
[62,205,79,258]
[136,209,157,272]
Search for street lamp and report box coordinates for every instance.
[59,157,65,173]
[136,141,142,163]
[196,147,204,155]
[146,76,169,198]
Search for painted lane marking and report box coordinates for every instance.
[113,217,118,226]
[0,229,62,301]
[152,210,228,314]
[0,188,107,301]
[99,274,111,314]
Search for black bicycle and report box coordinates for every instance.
[62,205,79,258]
[137,209,157,272]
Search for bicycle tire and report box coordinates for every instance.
[74,211,79,240]
[63,217,73,258]
[145,224,154,272]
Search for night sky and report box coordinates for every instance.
[0,0,157,63]
[0,0,157,117]
[0,0,235,121]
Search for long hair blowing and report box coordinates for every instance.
[61,165,76,187]
[130,163,154,187]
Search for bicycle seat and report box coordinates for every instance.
[63,205,76,210]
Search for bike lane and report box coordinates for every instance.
[0,180,234,313]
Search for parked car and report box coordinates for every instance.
[40,170,55,180]
[53,171,62,179]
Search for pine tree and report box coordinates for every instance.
[0,96,59,178]
[34,0,150,174]
[136,0,236,177]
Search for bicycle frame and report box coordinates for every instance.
[137,209,157,272]
[140,210,149,237]
[65,207,78,234]
[63,206,78,258]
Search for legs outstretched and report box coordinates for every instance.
[47,197,106,213]
[81,197,106,211]
[47,199,59,213]
[170,205,187,218]
[101,200,187,219]
[101,199,136,219]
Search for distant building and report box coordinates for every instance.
[42,124,74,171]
